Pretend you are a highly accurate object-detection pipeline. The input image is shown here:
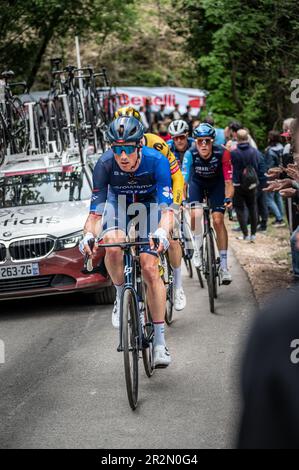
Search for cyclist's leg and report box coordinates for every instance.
[101,194,128,327]
[102,229,126,285]
[188,180,204,265]
[168,208,186,310]
[139,202,171,366]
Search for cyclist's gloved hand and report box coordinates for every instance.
[224,197,233,209]
[79,232,95,255]
[150,228,170,254]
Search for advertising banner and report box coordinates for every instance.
[115,87,207,115]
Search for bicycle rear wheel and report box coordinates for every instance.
[141,285,154,378]
[121,288,139,410]
[11,97,28,154]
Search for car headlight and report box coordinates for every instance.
[56,231,83,250]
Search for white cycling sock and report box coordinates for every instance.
[153,322,166,347]
[115,283,124,301]
[173,267,182,289]
[220,250,228,270]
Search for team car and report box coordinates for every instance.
[0,151,115,303]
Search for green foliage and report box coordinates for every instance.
[0,0,135,88]
[172,0,299,146]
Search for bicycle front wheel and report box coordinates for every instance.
[161,254,174,326]
[205,231,217,313]
[183,254,193,278]
[121,288,139,410]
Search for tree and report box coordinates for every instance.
[172,0,299,145]
[0,0,135,88]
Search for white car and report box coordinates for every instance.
[0,152,115,303]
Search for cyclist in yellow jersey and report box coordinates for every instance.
[113,107,187,311]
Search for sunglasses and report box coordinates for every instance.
[174,135,187,141]
[196,138,212,146]
[112,145,137,155]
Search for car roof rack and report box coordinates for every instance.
[0,148,86,177]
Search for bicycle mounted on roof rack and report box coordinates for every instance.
[0,61,116,170]
[0,70,29,165]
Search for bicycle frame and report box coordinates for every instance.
[99,241,150,353]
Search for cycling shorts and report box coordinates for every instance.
[188,177,225,213]
[101,192,161,256]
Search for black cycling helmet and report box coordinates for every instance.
[193,123,216,139]
[106,116,144,144]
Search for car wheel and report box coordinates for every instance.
[93,285,116,305]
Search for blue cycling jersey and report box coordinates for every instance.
[182,144,231,183]
[167,137,195,163]
[90,146,173,215]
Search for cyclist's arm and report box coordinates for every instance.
[155,156,175,237]
[146,134,183,206]
[182,149,192,183]
[223,150,234,201]
[83,160,109,238]
[169,153,184,206]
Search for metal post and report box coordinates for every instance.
[25,102,38,153]
[75,35,85,121]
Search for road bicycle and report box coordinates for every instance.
[0,70,28,163]
[180,205,204,288]
[200,201,220,313]
[159,250,174,326]
[84,238,155,410]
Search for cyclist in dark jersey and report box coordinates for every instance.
[81,116,174,368]
[182,123,234,284]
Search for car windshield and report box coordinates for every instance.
[0,168,91,208]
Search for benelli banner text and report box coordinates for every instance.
[115,87,207,114]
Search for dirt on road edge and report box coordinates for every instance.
[228,220,292,307]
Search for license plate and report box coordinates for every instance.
[0,263,39,279]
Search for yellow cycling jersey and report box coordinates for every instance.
[143,133,184,205]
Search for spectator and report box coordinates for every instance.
[155,104,167,125]
[169,103,181,121]
[256,150,269,232]
[157,123,171,142]
[139,106,149,131]
[264,121,299,283]
[144,98,152,132]
[266,119,299,232]
[228,121,258,150]
[264,130,285,227]
[237,288,299,449]
[282,117,295,159]
[231,129,259,241]
[182,105,193,135]
[203,115,226,146]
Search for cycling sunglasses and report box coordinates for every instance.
[173,135,187,141]
[112,145,137,155]
[196,138,213,146]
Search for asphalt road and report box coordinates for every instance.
[0,252,257,449]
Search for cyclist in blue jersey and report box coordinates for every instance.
[182,123,234,285]
[168,120,195,166]
[81,116,174,368]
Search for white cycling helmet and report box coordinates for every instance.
[168,119,189,137]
